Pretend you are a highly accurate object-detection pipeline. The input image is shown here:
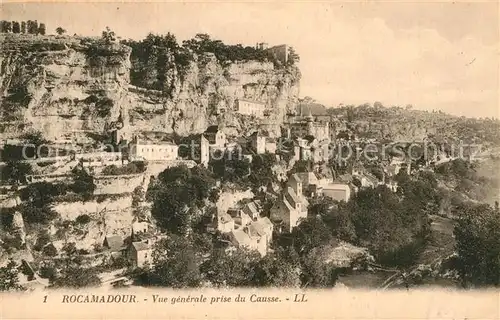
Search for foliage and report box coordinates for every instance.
[299,249,338,287]
[70,167,96,198]
[288,215,333,255]
[252,247,301,287]
[12,21,20,34]
[200,248,260,287]
[39,264,57,280]
[75,214,91,224]
[328,103,500,146]
[1,161,32,184]
[454,203,500,287]
[348,185,430,267]
[210,149,250,187]
[101,26,117,44]
[140,236,202,288]
[249,153,278,185]
[51,267,101,288]
[20,181,67,207]
[33,230,51,251]
[0,260,25,292]
[42,244,58,257]
[101,161,147,175]
[151,165,216,234]
[18,181,64,224]
[38,23,46,35]
[55,27,66,35]
[123,32,295,91]
[20,130,49,148]
[308,197,356,242]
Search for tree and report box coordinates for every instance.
[348,186,430,267]
[102,26,116,44]
[20,181,66,207]
[1,21,13,33]
[300,248,338,287]
[287,46,300,65]
[152,165,215,234]
[38,23,46,35]
[1,161,32,184]
[51,267,101,288]
[20,21,26,33]
[12,21,20,34]
[454,203,500,287]
[252,248,301,287]
[55,27,66,35]
[141,237,201,288]
[288,215,333,255]
[308,197,356,242]
[200,248,259,287]
[70,167,95,198]
[0,260,25,291]
[26,20,38,34]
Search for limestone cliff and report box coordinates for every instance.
[0,34,301,142]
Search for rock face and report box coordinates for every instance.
[0,34,301,142]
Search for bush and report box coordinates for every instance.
[75,214,91,224]
[42,244,58,257]
[39,265,57,280]
[33,231,51,251]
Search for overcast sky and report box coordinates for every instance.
[2,1,498,118]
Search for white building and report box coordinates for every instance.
[129,137,178,161]
[235,99,266,118]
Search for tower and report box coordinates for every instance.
[200,135,209,167]
[306,108,314,136]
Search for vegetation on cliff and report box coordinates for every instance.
[329,102,500,145]
[122,32,299,92]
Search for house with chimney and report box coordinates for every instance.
[270,174,309,233]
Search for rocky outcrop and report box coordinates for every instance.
[0,34,301,142]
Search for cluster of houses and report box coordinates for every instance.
[210,171,353,257]
[103,218,160,268]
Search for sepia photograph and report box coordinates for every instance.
[0,1,498,318]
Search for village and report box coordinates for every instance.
[0,18,497,291]
[0,87,466,290]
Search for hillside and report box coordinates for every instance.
[328,103,500,145]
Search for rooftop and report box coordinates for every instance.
[204,125,221,134]
[131,241,149,251]
[231,229,252,247]
[104,235,124,251]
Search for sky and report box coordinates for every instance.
[1,1,499,118]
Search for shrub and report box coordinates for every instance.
[39,265,57,280]
[33,231,51,251]
[42,244,58,257]
[75,214,91,224]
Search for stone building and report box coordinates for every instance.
[250,131,277,154]
[265,44,289,64]
[285,109,330,143]
[270,174,309,233]
[203,126,227,148]
[128,136,178,162]
[235,99,266,118]
[127,240,153,268]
